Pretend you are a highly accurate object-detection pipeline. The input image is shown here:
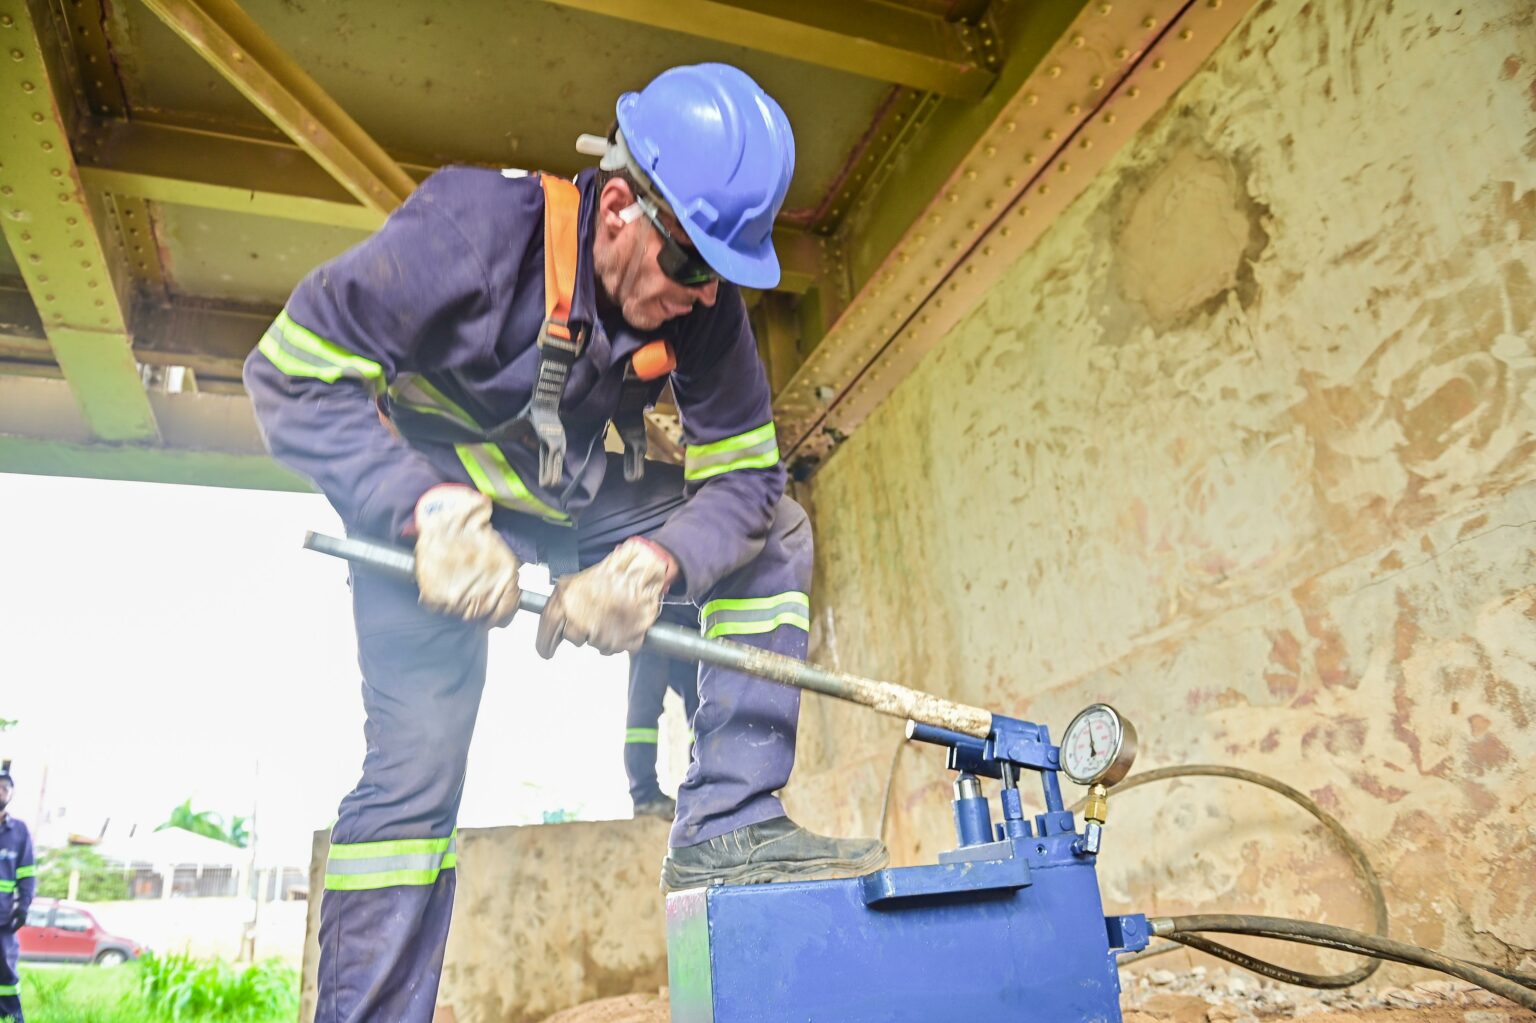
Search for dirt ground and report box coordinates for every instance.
[537,966,1536,1023]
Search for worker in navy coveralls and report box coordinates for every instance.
[245,64,888,1023]
[0,762,36,1023]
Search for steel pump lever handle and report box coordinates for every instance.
[303,531,994,738]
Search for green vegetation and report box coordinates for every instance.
[15,957,298,1023]
[34,846,131,902]
[156,799,250,849]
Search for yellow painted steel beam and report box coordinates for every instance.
[540,0,997,100]
[774,0,1260,469]
[0,0,159,442]
[74,117,828,294]
[0,375,308,490]
[140,0,416,212]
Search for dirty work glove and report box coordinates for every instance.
[535,538,677,658]
[413,484,522,628]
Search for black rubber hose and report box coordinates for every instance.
[1156,915,1536,1011]
[1070,764,1387,988]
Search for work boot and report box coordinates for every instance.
[633,793,677,820]
[660,816,888,892]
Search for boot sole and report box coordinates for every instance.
[660,845,890,893]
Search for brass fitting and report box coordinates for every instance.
[1083,783,1109,825]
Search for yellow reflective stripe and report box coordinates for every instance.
[324,831,458,892]
[388,374,481,430]
[326,831,456,860]
[454,443,570,523]
[701,591,810,639]
[704,612,811,639]
[625,727,659,743]
[0,981,18,995]
[0,880,14,892]
[257,310,385,389]
[14,865,34,879]
[684,422,779,481]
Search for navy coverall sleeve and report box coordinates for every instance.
[650,291,788,599]
[244,169,521,539]
[14,826,31,921]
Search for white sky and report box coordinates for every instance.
[0,471,639,868]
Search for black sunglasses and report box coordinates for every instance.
[636,201,718,288]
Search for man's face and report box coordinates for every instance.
[0,780,11,811]
[592,178,720,331]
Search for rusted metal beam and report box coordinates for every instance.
[775,0,1260,470]
[541,0,998,100]
[132,300,274,381]
[0,0,159,441]
[139,0,416,212]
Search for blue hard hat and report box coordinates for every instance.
[615,64,795,289]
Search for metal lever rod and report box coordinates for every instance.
[304,531,994,738]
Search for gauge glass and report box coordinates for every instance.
[1062,705,1123,785]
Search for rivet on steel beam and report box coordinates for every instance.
[1080,138,1093,149]
[9,48,22,61]
[1000,227,1012,238]
[982,246,993,257]
[29,112,42,122]
[1072,34,1085,47]
[26,254,39,263]
[1153,59,1167,71]
[1103,112,1118,125]
[1208,0,1223,7]
[1180,28,1194,40]
[1117,48,1131,60]
[49,168,61,177]
[985,199,996,211]
[1004,176,1016,188]
[0,14,12,25]
[1128,86,1142,98]
[36,275,47,283]
[1091,75,1105,89]
[98,317,108,324]
[1039,184,1052,195]
[1004,121,1017,133]
[1099,3,1112,13]
[71,239,82,248]
[1026,153,1038,165]
[44,294,54,301]
[984,145,997,158]
[1143,16,1158,28]
[965,169,978,180]
[40,140,51,150]
[17,232,28,242]
[1060,162,1071,173]
[66,216,77,225]
[1044,130,1058,142]
[0,187,9,196]
[21,80,34,91]
[946,193,959,203]
[94,299,104,307]
[80,260,91,268]
[1048,65,1062,78]
[1016,205,1029,217]
[1068,103,1082,116]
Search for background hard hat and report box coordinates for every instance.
[615,63,795,289]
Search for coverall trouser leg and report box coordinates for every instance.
[315,569,485,1023]
[1,929,23,1022]
[623,603,701,804]
[569,458,811,848]
[317,456,809,1022]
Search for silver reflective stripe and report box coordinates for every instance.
[324,849,452,876]
[684,423,780,481]
[388,374,480,430]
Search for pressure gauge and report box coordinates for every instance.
[1060,704,1138,787]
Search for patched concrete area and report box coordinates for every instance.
[299,820,671,1023]
[792,0,1536,987]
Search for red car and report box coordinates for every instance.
[17,898,145,966]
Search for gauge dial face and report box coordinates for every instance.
[1061,704,1136,786]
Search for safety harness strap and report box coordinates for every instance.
[529,174,585,489]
